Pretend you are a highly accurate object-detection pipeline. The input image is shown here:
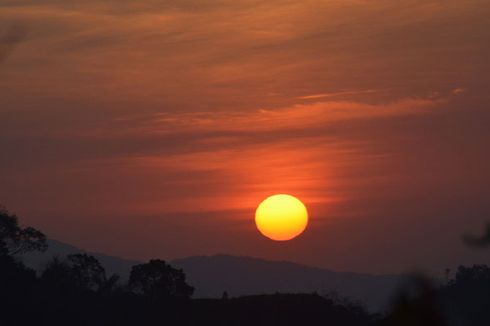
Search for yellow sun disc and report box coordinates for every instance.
[255,194,308,241]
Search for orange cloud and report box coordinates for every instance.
[1,0,489,273]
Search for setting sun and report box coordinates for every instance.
[255,194,309,241]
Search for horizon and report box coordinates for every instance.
[36,238,406,276]
[32,237,467,279]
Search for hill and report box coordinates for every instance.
[21,239,140,280]
[21,240,401,311]
[172,255,400,312]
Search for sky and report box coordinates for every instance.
[1,0,489,275]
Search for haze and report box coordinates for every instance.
[1,0,489,275]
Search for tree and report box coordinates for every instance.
[0,207,40,324]
[437,265,490,325]
[67,254,109,291]
[462,223,490,248]
[449,265,490,285]
[128,259,194,301]
[381,276,448,326]
[41,254,119,293]
[0,206,47,256]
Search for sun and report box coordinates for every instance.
[255,194,309,241]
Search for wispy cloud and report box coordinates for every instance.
[296,89,381,100]
[0,0,489,272]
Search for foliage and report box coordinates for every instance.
[377,266,490,326]
[14,206,490,325]
[439,265,490,325]
[129,259,194,301]
[449,264,490,285]
[0,206,47,256]
[378,276,448,326]
[41,253,120,293]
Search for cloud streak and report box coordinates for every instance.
[0,0,489,273]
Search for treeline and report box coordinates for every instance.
[0,206,371,325]
[2,206,490,325]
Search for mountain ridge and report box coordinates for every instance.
[172,254,401,312]
[21,239,402,312]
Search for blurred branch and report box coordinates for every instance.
[462,223,490,248]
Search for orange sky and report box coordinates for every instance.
[1,0,489,275]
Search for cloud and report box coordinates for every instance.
[0,25,26,63]
[296,90,381,100]
[1,0,488,110]
[452,87,465,95]
[0,0,489,273]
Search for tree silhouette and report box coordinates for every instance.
[41,254,119,293]
[67,254,112,291]
[380,276,448,326]
[436,265,490,325]
[463,223,490,248]
[0,207,41,325]
[41,256,79,291]
[0,205,381,326]
[128,259,194,301]
[449,265,490,285]
[0,206,47,256]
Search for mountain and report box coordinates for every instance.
[21,240,401,312]
[21,239,140,280]
[172,255,401,312]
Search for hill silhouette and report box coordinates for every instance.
[22,239,401,311]
[173,255,401,312]
[22,239,139,280]
[4,210,490,325]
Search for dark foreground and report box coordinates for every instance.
[2,290,371,326]
[3,207,490,325]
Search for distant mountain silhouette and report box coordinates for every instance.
[21,240,401,312]
[172,255,401,312]
[21,239,140,280]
